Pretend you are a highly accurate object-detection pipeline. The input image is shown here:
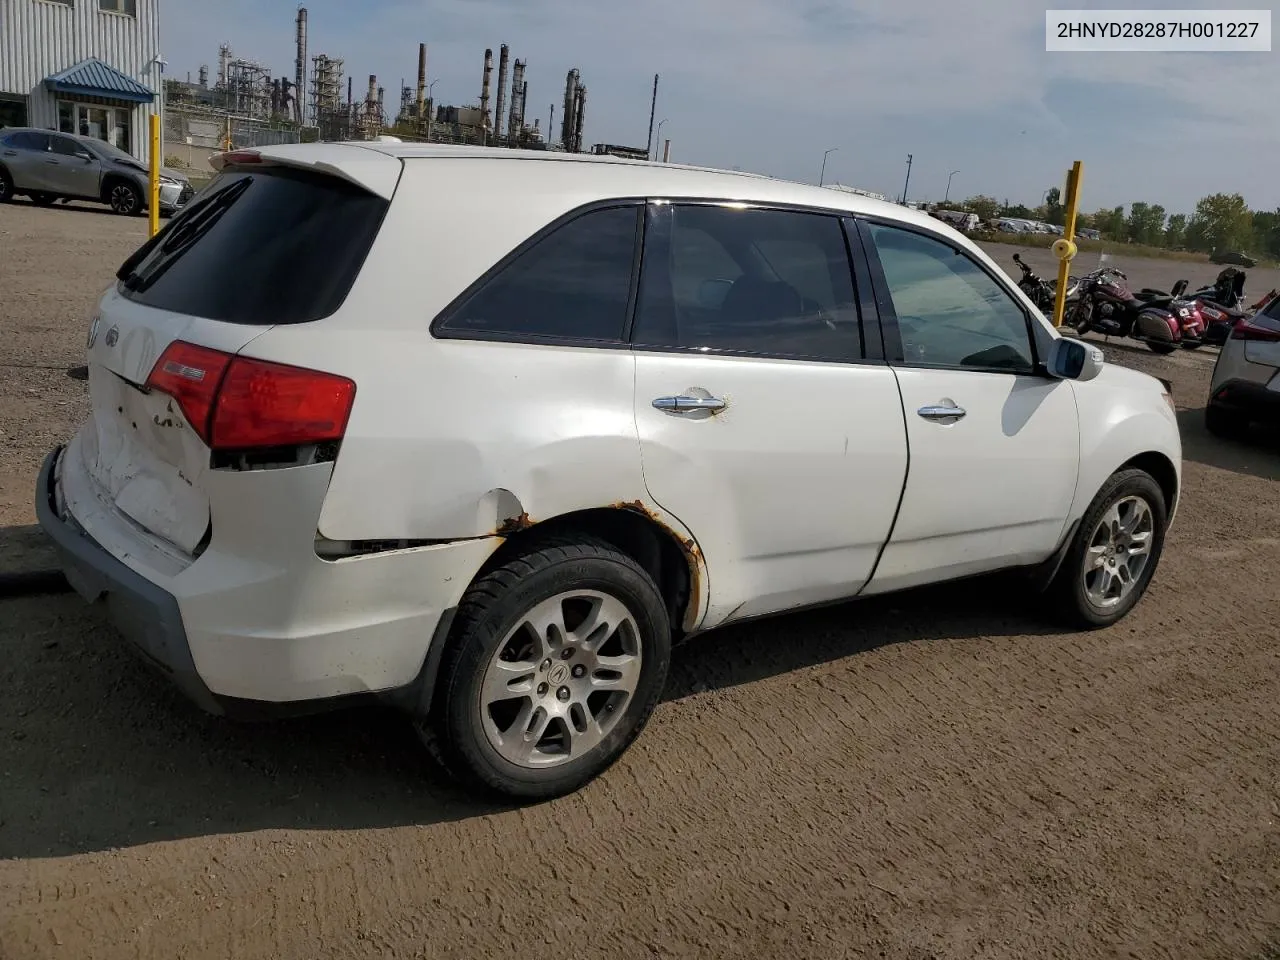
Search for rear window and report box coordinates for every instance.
[116,166,389,325]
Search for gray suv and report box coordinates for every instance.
[0,127,194,216]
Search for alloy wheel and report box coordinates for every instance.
[1082,495,1155,608]
[479,590,642,768]
[110,184,137,214]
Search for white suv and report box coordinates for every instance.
[37,143,1182,799]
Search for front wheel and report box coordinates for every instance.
[1049,468,1168,629]
[0,168,13,203]
[428,537,672,800]
[107,180,142,216]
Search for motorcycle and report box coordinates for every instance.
[1140,267,1256,346]
[1011,253,1080,314]
[1070,265,1204,354]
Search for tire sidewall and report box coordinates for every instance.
[1063,470,1168,627]
[441,550,671,798]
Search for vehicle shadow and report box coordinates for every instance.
[4,195,152,219]
[0,572,1059,859]
[1176,405,1280,481]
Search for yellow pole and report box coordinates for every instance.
[1050,160,1083,328]
[148,113,160,238]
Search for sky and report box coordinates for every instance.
[159,0,1276,216]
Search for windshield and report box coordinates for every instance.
[87,139,141,164]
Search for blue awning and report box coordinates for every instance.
[44,58,154,104]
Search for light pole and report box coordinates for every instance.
[902,153,913,205]
[945,169,959,204]
[819,147,838,186]
[424,80,438,140]
[654,118,667,160]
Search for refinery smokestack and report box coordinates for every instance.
[508,59,525,139]
[198,64,208,88]
[561,68,578,149]
[481,48,494,142]
[295,7,308,125]
[573,84,586,153]
[494,44,510,141]
[416,43,427,119]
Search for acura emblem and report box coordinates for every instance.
[86,316,100,348]
[104,325,119,347]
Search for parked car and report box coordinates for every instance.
[0,127,194,215]
[1210,249,1258,268]
[36,144,1182,800]
[1205,296,1280,438]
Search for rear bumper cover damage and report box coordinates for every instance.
[1210,377,1280,420]
[36,446,224,715]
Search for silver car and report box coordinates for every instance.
[1205,296,1280,439]
[0,127,193,216]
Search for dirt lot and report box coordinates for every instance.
[1,199,1279,960]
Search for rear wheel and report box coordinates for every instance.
[107,180,142,216]
[1205,403,1250,441]
[0,168,13,203]
[1147,341,1177,355]
[428,537,671,800]
[1049,468,1167,629]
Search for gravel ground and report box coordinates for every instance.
[1,199,1279,960]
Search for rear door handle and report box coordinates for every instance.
[917,403,966,422]
[652,394,727,414]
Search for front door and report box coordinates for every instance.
[856,219,1080,594]
[631,202,909,627]
[46,134,102,198]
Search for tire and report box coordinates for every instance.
[1049,468,1168,629]
[428,536,672,800]
[1181,342,1202,350]
[0,167,13,203]
[106,180,142,216]
[1205,403,1250,441]
[1147,341,1177,355]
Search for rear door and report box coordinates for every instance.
[2,131,51,190]
[632,201,908,626]
[75,161,392,554]
[856,218,1080,594]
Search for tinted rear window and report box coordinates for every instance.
[117,166,389,325]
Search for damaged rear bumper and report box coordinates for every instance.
[36,445,225,715]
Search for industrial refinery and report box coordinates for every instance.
[160,5,633,155]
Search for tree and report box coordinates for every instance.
[1185,193,1252,253]
[1127,202,1166,246]
[964,194,1000,221]
[1044,187,1064,226]
[1250,208,1280,260]
[1091,206,1126,240]
[1165,213,1187,249]
[1000,202,1033,219]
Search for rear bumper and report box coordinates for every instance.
[36,446,224,715]
[1209,378,1280,421]
[37,441,500,714]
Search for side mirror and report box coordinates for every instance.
[76,150,92,162]
[1046,336,1104,382]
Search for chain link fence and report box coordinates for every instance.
[164,105,301,151]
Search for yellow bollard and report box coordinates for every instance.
[1051,161,1083,328]
[148,114,160,238]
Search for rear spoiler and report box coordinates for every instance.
[209,145,402,201]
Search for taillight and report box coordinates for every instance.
[211,358,355,449]
[1229,316,1280,343]
[219,150,261,165]
[145,341,355,450]
[145,341,233,444]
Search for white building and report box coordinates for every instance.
[0,0,162,163]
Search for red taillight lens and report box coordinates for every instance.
[146,341,355,450]
[1229,316,1280,343]
[211,357,355,449]
[219,149,261,165]
[145,341,233,444]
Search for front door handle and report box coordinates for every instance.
[917,402,966,422]
[652,394,727,414]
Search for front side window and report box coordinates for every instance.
[437,205,640,343]
[632,204,861,362]
[48,135,85,157]
[865,222,1035,372]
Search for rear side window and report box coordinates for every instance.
[7,132,48,150]
[435,205,640,343]
[116,166,388,325]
